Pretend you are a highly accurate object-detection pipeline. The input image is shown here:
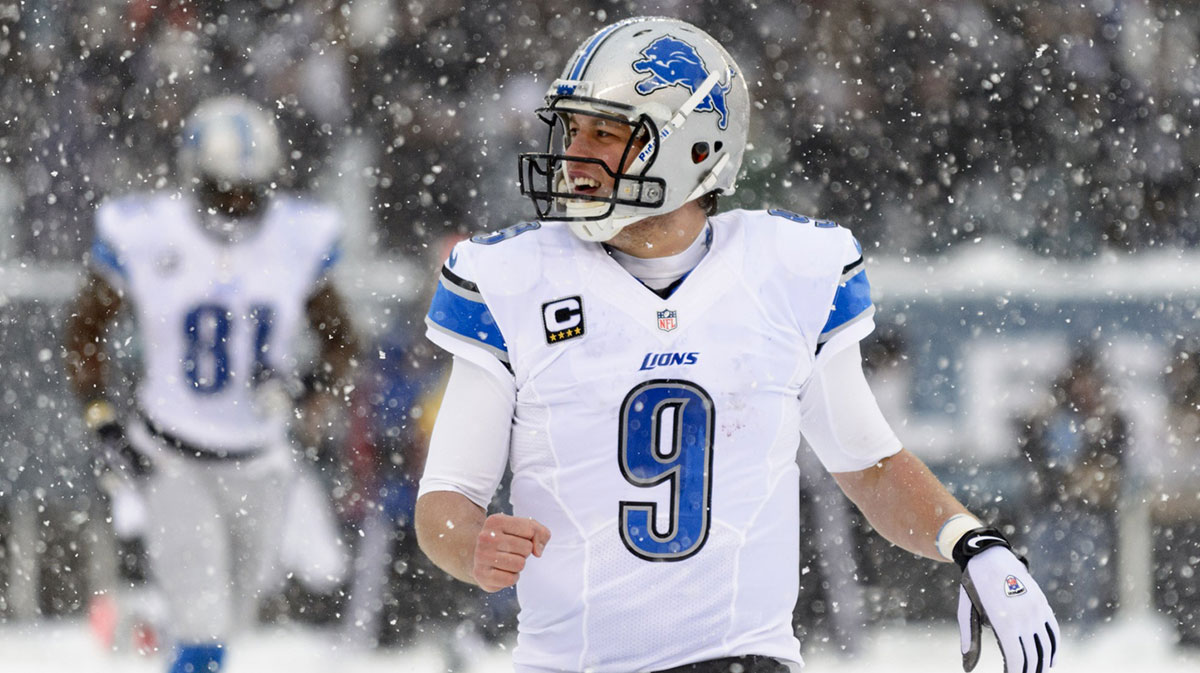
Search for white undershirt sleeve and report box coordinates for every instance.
[798,342,904,473]
[417,356,516,509]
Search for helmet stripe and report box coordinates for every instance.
[231,112,255,174]
[568,18,637,80]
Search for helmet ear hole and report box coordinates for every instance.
[714,141,724,153]
[691,142,710,164]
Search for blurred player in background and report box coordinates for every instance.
[416,16,1059,673]
[64,95,358,673]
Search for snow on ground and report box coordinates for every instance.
[1,616,1197,673]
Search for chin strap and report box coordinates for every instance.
[567,213,650,242]
[683,153,730,203]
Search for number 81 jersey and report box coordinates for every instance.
[90,192,342,453]
[425,209,880,672]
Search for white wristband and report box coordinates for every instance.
[935,513,984,562]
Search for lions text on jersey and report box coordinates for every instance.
[424,208,886,672]
[90,192,342,453]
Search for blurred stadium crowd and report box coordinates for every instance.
[1,0,1199,660]
[2,0,1199,262]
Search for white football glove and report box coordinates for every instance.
[955,529,1060,673]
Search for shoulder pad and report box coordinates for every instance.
[96,192,184,240]
[459,221,552,297]
[739,208,856,277]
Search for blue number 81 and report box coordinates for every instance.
[618,380,715,561]
[183,303,275,394]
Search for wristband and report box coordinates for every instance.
[935,514,983,562]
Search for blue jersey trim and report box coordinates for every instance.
[648,269,692,299]
[426,280,508,356]
[90,238,128,280]
[821,270,872,336]
[315,241,342,280]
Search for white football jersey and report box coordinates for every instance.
[424,208,885,672]
[90,192,342,453]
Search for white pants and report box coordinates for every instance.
[130,422,289,643]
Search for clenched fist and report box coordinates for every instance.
[472,513,552,592]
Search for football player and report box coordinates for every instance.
[415,17,1059,673]
[64,95,358,673]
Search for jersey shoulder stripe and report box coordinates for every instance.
[441,264,480,296]
[315,241,342,279]
[423,223,564,376]
[820,255,872,341]
[734,208,876,354]
[89,237,128,281]
[426,264,509,363]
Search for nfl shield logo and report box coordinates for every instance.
[1004,575,1027,597]
[657,309,678,332]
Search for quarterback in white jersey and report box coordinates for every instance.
[426,210,889,671]
[416,17,1059,673]
[65,96,357,673]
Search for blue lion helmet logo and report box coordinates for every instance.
[632,35,731,130]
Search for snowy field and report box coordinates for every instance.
[2,617,1198,673]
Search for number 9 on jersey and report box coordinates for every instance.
[618,380,715,561]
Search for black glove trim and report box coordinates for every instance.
[951,526,1015,571]
[87,400,154,478]
[113,439,155,477]
[961,571,985,672]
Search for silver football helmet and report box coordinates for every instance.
[178,95,282,191]
[518,17,750,242]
